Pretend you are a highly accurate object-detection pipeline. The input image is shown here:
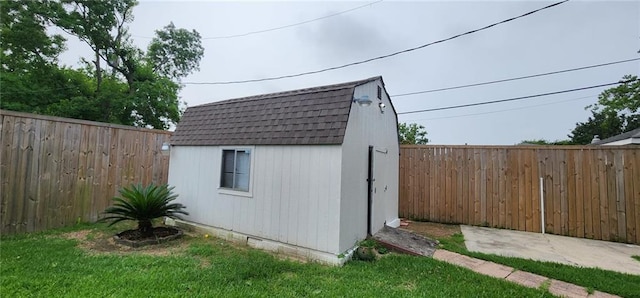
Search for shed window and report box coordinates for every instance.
[221,149,251,191]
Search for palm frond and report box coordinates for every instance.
[100,183,188,229]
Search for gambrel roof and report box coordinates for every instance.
[171,76,382,146]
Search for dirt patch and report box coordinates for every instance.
[60,230,91,241]
[59,228,193,257]
[402,221,461,239]
[114,227,183,248]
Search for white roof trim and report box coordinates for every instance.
[601,137,640,145]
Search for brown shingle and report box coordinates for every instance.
[172,77,380,146]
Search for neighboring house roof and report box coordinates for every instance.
[171,76,383,146]
[592,127,640,145]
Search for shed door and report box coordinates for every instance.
[369,147,389,235]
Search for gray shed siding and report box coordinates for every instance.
[168,145,343,254]
[338,79,400,253]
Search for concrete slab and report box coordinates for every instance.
[461,225,640,275]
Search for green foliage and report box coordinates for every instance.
[355,238,389,260]
[353,247,376,262]
[147,22,204,81]
[1,0,203,129]
[101,184,188,235]
[398,122,429,144]
[596,75,639,114]
[519,139,575,145]
[0,1,66,71]
[633,255,640,263]
[568,75,640,144]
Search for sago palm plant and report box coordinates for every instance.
[102,183,188,236]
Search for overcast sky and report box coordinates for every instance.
[56,0,639,145]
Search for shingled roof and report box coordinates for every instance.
[171,76,382,146]
[592,127,640,145]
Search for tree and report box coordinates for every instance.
[398,122,429,144]
[595,75,639,114]
[519,139,574,145]
[0,1,72,114]
[1,0,204,130]
[147,22,204,81]
[568,75,639,144]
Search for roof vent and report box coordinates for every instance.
[591,135,600,144]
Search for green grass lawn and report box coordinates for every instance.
[0,223,553,297]
[437,232,640,298]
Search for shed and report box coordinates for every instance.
[167,76,399,265]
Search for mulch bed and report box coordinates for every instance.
[114,226,183,248]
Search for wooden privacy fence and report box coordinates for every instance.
[0,110,171,235]
[399,145,640,244]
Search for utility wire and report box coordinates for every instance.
[405,94,596,121]
[133,1,383,40]
[397,79,636,115]
[391,57,640,97]
[183,0,569,85]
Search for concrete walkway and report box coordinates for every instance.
[433,249,619,298]
[460,225,640,275]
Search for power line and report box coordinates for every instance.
[133,1,383,40]
[397,79,635,115]
[183,0,569,85]
[391,57,640,97]
[405,94,596,121]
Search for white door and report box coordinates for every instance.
[370,147,388,235]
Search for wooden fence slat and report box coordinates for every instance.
[517,150,526,231]
[462,148,470,224]
[531,148,540,233]
[567,149,577,236]
[614,149,626,241]
[592,149,603,240]
[446,147,453,222]
[574,149,585,238]
[631,151,640,243]
[624,150,637,243]
[474,149,482,225]
[480,149,487,226]
[456,149,463,223]
[524,149,533,232]
[606,149,618,241]
[498,149,506,228]
[582,149,593,239]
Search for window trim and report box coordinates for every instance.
[218,146,255,197]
